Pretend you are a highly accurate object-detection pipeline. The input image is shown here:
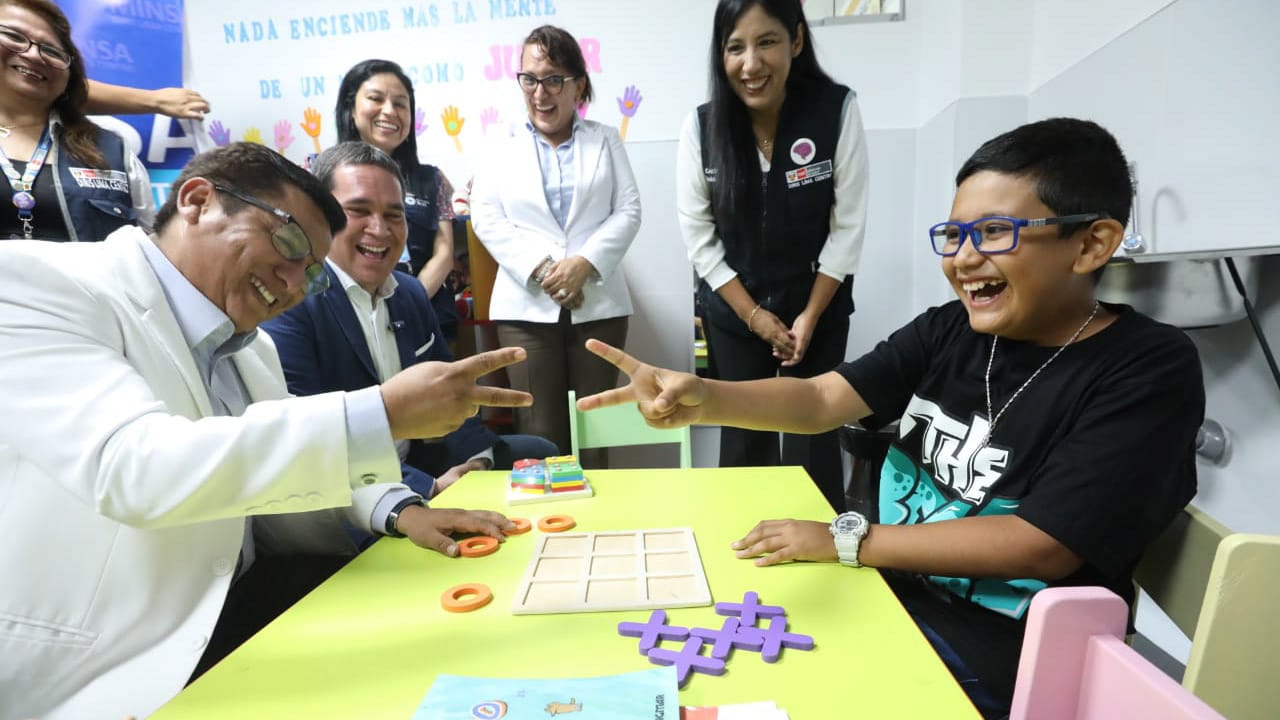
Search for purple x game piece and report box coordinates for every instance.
[715,590,786,626]
[620,592,814,686]
[690,616,764,660]
[754,615,815,663]
[647,637,727,687]
[617,609,689,654]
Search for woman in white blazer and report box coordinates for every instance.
[471,25,641,462]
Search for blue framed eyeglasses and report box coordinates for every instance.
[928,213,1106,257]
[212,184,329,295]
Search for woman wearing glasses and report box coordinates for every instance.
[331,59,462,339]
[677,0,869,510]
[0,0,158,242]
[471,25,641,464]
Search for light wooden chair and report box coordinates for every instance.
[1133,505,1280,719]
[567,390,692,468]
[1133,504,1232,639]
[1010,586,1226,720]
[464,219,498,323]
[1182,533,1280,720]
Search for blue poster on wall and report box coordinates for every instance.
[56,0,198,202]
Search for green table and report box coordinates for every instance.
[155,467,979,719]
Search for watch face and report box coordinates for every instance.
[833,512,867,535]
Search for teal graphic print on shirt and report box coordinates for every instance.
[879,442,1045,620]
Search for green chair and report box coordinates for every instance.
[567,390,692,469]
[1182,532,1280,720]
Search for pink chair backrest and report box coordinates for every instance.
[1010,586,1225,720]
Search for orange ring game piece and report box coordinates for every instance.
[538,514,576,533]
[441,583,493,613]
[504,517,532,535]
[458,536,500,558]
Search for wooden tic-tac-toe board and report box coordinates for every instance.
[511,528,712,615]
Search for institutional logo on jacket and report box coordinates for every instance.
[68,167,129,193]
[785,160,832,189]
[790,137,817,165]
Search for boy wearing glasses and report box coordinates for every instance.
[576,118,1203,717]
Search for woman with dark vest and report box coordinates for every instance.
[333,59,461,338]
[677,0,869,511]
[0,0,154,242]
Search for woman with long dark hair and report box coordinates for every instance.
[677,0,870,510]
[0,0,155,241]
[333,59,460,335]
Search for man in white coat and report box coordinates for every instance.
[0,142,531,720]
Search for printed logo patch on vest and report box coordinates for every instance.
[785,160,833,189]
[69,167,128,194]
[790,137,817,165]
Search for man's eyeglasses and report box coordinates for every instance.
[516,73,576,95]
[212,184,329,295]
[928,213,1107,257]
[0,25,73,70]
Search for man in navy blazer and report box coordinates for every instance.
[264,142,556,499]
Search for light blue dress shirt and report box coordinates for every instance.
[528,118,581,229]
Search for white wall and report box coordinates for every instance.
[913,1,1033,123]
[811,14,921,129]
[1028,0,1176,88]
[1029,0,1280,259]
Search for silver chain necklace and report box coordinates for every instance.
[982,301,1100,448]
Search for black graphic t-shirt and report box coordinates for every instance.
[836,300,1203,701]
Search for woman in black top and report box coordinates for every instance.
[677,0,870,510]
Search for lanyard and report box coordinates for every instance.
[0,127,54,239]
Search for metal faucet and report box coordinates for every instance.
[1122,162,1146,253]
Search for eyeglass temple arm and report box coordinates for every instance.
[1026,213,1106,228]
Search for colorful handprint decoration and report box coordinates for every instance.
[207,119,231,147]
[442,105,465,153]
[273,119,295,155]
[617,85,642,141]
[480,107,499,136]
[415,107,428,137]
[299,107,323,154]
[242,127,263,145]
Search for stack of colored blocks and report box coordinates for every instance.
[509,458,549,495]
[509,455,585,495]
[544,455,586,493]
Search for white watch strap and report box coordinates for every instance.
[835,534,863,567]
